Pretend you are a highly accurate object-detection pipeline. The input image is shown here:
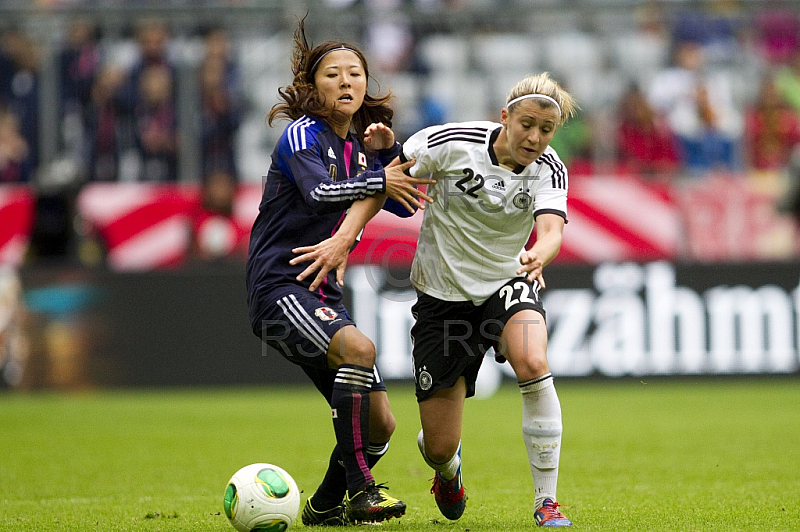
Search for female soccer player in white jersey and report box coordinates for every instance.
[292,72,578,527]
[246,17,433,527]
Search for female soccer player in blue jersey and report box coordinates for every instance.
[293,72,578,527]
[245,17,433,526]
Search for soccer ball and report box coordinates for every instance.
[223,463,301,532]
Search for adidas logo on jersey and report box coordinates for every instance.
[491,179,506,191]
[328,147,336,159]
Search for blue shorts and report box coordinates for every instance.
[410,277,545,401]
[253,286,386,400]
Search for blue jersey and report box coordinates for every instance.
[247,114,407,329]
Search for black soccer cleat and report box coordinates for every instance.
[343,481,406,524]
[301,497,346,527]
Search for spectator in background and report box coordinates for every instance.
[58,19,101,157]
[616,83,680,178]
[0,107,31,182]
[781,145,800,224]
[114,19,176,181]
[548,107,594,176]
[199,27,242,180]
[648,40,743,174]
[671,2,743,65]
[744,76,800,173]
[364,11,416,73]
[59,20,101,113]
[773,50,800,116]
[0,29,15,97]
[0,29,39,173]
[134,64,178,182]
[84,66,125,182]
[121,19,175,110]
[199,57,240,179]
[754,9,800,66]
[201,26,242,102]
[189,169,247,262]
[0,266,27,389]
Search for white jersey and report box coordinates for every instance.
[402,121,568,304]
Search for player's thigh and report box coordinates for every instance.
[256,290,353,369]
[327,324,376,369]
[410,292,486,402]
[418,377,467,463]
[483,277,549,380]
[498,308,550,381]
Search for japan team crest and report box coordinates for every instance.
[315,307,338,321]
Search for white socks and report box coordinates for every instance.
[417,429,461,481]
[520,373,562,509]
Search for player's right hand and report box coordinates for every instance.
[384,158,435,214]
[291,233,351,291]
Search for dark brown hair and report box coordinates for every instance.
[268,16,393,148]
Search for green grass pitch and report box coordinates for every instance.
[1,378,799,531]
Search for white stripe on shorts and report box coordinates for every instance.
[276,295,330,354]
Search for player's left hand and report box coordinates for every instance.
[290,234,351,291]
[364,122,394,151]
[516,250,546,288]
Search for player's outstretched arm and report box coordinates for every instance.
[516,213,565,287]
[292,155,434,290]
[291,196,385,290]
[366,123,434,212]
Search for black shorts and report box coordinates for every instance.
[253,286,386,400]
[410,277,545,402]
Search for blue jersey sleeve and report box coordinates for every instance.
[283,148,386,212]
[376,142,402,167]
[382,197,415,218]
[276,122,386,213]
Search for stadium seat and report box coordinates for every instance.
[381,72,422,138]
[610,31,670,87]
[543,31,606,76]
[418,34,470,75]
[472,33,540,74]
[426,73,489,123]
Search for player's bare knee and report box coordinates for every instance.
[425,439,460,465]
[512,352,549,381]
[339,332,376,368]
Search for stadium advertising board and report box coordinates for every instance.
[347,262,800,382]
[6,261,800,389]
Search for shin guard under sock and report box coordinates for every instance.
[331,364,374,493]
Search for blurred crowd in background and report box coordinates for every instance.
[2,0,800,265]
